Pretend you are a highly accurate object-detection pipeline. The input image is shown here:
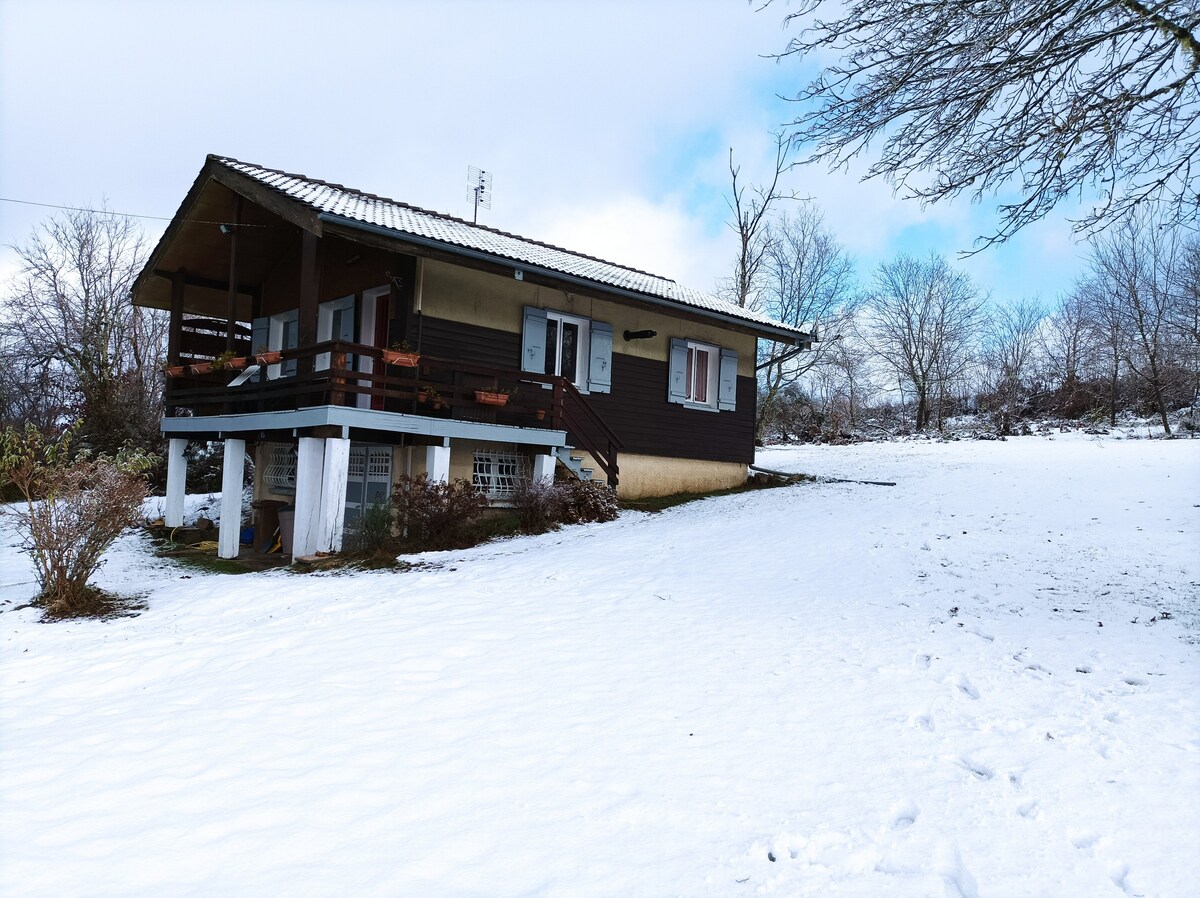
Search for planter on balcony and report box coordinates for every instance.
[255,350,282,365]
[188,362,213,376]
[475,390,510,407]
[163,365,187,378]
[223,355,250,370]
[382,350,420,367]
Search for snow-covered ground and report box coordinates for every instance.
[1,435,1197,897]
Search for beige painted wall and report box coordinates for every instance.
[420,259,758,377]
[565,449,747,499]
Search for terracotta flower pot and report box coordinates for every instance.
[225,355,249,370]
[382,350,420,367]
[163,365,186,378]
[255,351,282,365]
[475,390,509,407]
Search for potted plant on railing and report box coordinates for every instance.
[188,359,214,376]
[381,341,420,367]
[254,345,282,365]
[475,386,515,407]
[211,349,249,371]
[161,359,187,378]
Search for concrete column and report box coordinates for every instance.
[292,437,326,559]
[532,452,556,485]
[218,438,246,559]
[318,437,351,553]
[164,438,188,527]
[425,444,450,483]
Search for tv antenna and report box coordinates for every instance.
[467,165,492,223]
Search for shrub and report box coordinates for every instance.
[343,501,399,557]
[0,423,155,618]
[511,478,564,534]
[391,474,488,551]
[557,479,620,524]
[511,477,619,533]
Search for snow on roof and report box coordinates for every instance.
[211,155,806,338]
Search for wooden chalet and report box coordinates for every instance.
[132,155,810,559]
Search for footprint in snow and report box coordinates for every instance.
[910,712,935,732]
[1017,800,1040,819]
[957,756,995,781]
[934,843,980,898]
[954,675,981,700]
[915,653,932,670]
[890,800,920,830]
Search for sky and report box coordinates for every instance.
[0,0,1090,308]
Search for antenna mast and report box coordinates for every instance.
[467,165,492,223]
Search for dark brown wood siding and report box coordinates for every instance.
[587,355,756,464]
[416,315,756,464]
[416,315,521,369]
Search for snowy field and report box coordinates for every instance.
[1,434,1197,898]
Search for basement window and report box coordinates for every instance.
[263,444,297,492]
[472,450,527,502]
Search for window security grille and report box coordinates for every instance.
[472,451,527,501]
[264,445,297,492]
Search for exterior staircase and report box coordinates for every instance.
[554,446,594,482]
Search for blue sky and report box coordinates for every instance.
[0,0,1088,306]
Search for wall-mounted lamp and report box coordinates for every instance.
[623,329,657,341]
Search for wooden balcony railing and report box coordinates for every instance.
[164,340,621,486]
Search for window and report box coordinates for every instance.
[668,338,738,411]
[544,310,590,388]
[521,307,612,394]
[267,309,299,379]
[264,444,297,492]
[684,341,717,407]
[472,450,528,501]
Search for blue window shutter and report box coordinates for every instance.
[251,317,269,382]
[588,321,613,393]
[718,348,738,411]
[282,309,299,378]
[522,306,547,373]
[668,338,688,404]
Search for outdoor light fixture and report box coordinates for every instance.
[623,329,657,341]
[219,223,234,235]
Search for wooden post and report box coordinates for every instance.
[226,197,241,352]
[317,437,350,553]
[292,437,325,559]
[168,269,185,364]
[297,230,320,378]
[164,438,188,527]
[218,438,246,559]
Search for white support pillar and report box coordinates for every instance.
[164,438,188,527]
[292,437,326,559]
[318,437,351,553]
[218,438,246,560]
[532,451,556,485]
[425,444,451,484]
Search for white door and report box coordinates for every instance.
[316,295,356,371]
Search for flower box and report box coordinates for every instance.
[382,350,420,367]
[475,390,510,407]
[255,350,282,365]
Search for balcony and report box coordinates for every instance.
[162,341,620,486]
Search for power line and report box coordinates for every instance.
[0,196,271,228]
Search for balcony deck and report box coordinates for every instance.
[163,341,620,484]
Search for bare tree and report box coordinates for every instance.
[865,254,985,430]
[755,206,857,439]
[770,1,1200,247]
[723,131,800,309]
[1086,215,1185,433]
[1041,291,1102,417]
[1,208,166,453]
[981,298,1045,433]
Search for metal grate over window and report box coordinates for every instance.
[264,444,297,492]
[472,450,527,501]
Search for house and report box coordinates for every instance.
[131,155,810,560]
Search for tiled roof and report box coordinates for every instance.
[210,156,807,338]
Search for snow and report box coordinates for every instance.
[1,434,1197,897]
